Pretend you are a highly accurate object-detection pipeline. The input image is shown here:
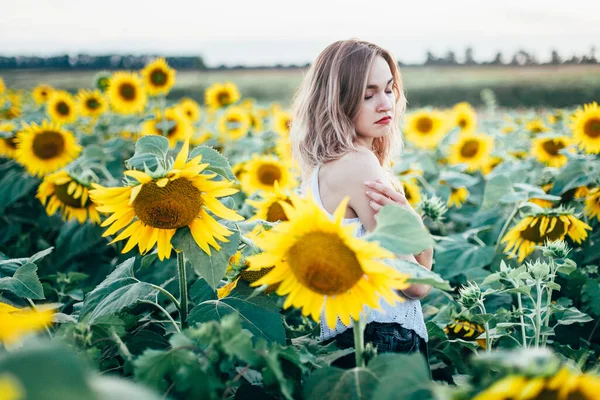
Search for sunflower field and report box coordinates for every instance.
[1,58,600,400]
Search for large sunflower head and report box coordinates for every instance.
[451,102,477,134]
[141,57,176,96]
[76,89,108,118]
[246,181,293,222]
[531,136,573,168]
[177,97,201,122]
[272,110,292,137]
[107,72,147,115]
[37,170,101,224]
[89,138,244,260]
[448,132,494,173]
[205,82,240,109]
[32,84,54,105]
[403,110,449,149]
[14,120,82,177]
[245,191,409,328]
[0,122,17,159]
[501,207,592,262]
[46,90,78,125]
[569,101,600,154]
[217,106,251,141]
[142,107,193,147]
[240,154,298,195]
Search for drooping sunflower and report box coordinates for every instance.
[0,302,54,345]
[0,122,17,159]
[246,181,293,222]
[444,319,486,348]
[569,101,600,154]
[205,82,240,109]
[584,187,600,222]
[141,57,176,96]
[37,171,101,224]
[14,120,82,177]
[76,89,108,118]
[246,192,410,328]
[451,102,477,134]
[217,106,251,141]
[46,90,77,125]
[531,136,573,168]
[89,139,244,260]
[528,183,555,209]
[272,110,292,137]
[107,72,147,115]
[525,118,550,134]
[448,132,494,173]
[32,84,54,105]
[501,208,591,262]
[403,110,448,150]
[447,187,470,208]
[177,97,201,122]
[240,154,298,195]
[142,107,193,147]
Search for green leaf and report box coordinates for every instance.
[370,353,433,399]
[302,366,379,400]
[550,159,594,194]
[482,174,513,209]
[172,227,240,290]
[0,169,39,213]
[89,375,163,400]
[133,135,170,159]
[582,280,600,315]
[29,247,54,264]
[56,221,106,264]
[189,145,236,180]
[438,171,479,188]
[386,259,452,291]
[188,282,285,344]
[550,304,593,326]
[364,205,433,255]
[133,348,198,392]
[0,262,45,299]
[83,144,109,162]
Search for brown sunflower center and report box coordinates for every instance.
[266,199,291,222]
[119,83,137,101]
[460,139,480,158]
[132,178,202,229]
[458,118,467,128]
[226,117,242,129]
[416,117,433,134]
[150,68,167,86]
[155,118,178,137]
[54,182,91,208]
[286,232,363,295]
[584,117,600,138]
[520,216,568,242]
[41,90,48,98]
[257,164,282,186]
[541,139,565,156]
[86,98,101,110]
[4,136,17,149]
[284,118,292,131]
[530,124,544,133]
[218,91,231,106]
[32,131,65,159]
[56,101,70,116]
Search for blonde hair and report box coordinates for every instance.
[290,38,407,179]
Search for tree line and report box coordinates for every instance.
[0,47,598,70]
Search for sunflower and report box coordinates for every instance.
[246,181,293,222]
[177,97,201,122]
[447,187,469,208]
[481,155,504,176]
[190,130,214,146]
[0,302,54,345]
[37,171,101,224]
[274,136,293,162]
[76,89,108,118]
[14,120,82,177]
[272,110,292,137]
[0,374,23,400]
[401,179,421,206]
[245,191,410,328]
[46,90,77,125]
[501,125,516,134]
[1,91,22,120]
[451,102,477,134]
[529,183,555,209]
[205,82,240,109]
[142,107,193,147]
[403,110,448,150]
[0,122,17,159]
[444,319,486,348]
[0,77,5,95]
[107,72,147,115]
[141,57,176,96]
[525,118,550,134]
[249,110,264,133]
[32,84,54,105]
[584,187,600,222]
[574,186,590,199]
[448,132,494,173]
[531,136,573,168]
[89,139,244,260]
[569,101,600,154]
[240,154,298,195]
[501,208,591,262]
[217,106,251,141]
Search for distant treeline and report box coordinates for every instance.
[1,47,598,70]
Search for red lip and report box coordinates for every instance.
[375,116,392,124]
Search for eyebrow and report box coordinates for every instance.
[366,78,394,90]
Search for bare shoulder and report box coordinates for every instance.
[329,148,385,187]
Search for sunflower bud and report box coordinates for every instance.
[94,71,111,93]
[539,239,571,259]
[527,260,550,280]
[458,281,482,308]
[419,195,448,222]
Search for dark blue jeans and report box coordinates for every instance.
[328,322,430,375]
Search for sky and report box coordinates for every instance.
[2,0,599,67]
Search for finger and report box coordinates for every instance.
[369,200,382,212]
[366,190,395,206]
[365,180,406,202]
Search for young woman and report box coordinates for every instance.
[290,39,434,369]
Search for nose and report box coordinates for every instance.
[377,93,393,113]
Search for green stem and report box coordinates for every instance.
[477,301,492,353]
[26,298,53,339]
[148,283,181,310]
[516,293,528,348]
[542,259,557,347]
[534,281,543,348]
[139,300,181,333]
[177,252,189,329]
[353,314,366,368]
[494,204,520,254]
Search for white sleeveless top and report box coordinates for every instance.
[301,165,428,342]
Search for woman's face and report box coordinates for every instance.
[353,55,395,146]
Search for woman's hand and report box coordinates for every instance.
[364,178,421,221]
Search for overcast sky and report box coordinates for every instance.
[2,0,599,66]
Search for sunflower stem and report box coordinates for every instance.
[534,280,543,348]
[177,251,189,329]
[477,300,491,353]
[516,292,528,348]
[353,314,366,368]
[494,203,520,255]
[542,258,557,347]
[148,283,180,310]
